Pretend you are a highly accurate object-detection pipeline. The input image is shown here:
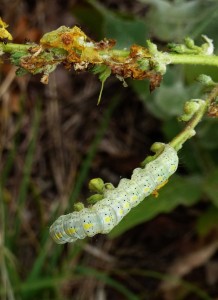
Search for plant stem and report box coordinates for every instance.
[0,42,30,53]
[1,41,218,68]
[168,53,218,67]
[170,86,218,151]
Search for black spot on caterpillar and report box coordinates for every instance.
[50,144,178,244]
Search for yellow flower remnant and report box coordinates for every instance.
[40,26,104,64]
[11,24,162,90]
[0,17,13,40]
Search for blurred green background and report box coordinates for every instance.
[1,0,218,299]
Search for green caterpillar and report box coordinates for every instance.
[50,144,178,244]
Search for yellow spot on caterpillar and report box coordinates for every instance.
[119,209,124,215]
[131,195,138,202]
[157,176,163,182]
[55,233,60,240]
[144,187,150,193]
[124,202,130,209]
[104,216,111,223]
[169,165,177,172]
[55,232,63,239]
[66,228,76,235]
[83,223,93,230]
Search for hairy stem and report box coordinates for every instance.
[170,86,218,151]
[168,53,218,67]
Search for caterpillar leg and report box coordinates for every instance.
[151,179,168,198]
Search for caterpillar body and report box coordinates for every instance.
[50,144,178,244]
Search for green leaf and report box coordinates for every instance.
[204,168,218,207]
[109,175,202,238]
[196,205,218,237]
[131,68,201,121]
[88,0,148,48]
[197,118,218,150]
[72,5,104,39]
[147,81,192,120]
[184,65,218,84]
[140,0,218,42]
[162,119,182,142]
[103,16,147,49]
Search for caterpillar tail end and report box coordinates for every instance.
[49,225,66,244]
[49,220,67,244]
[49,215,77,244]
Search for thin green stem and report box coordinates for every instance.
[0,42,30,53]
[0,188,15,300]
[170,86,218,151]
[168,53,218,67]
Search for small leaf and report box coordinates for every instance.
[10,51,28,65]
[131,68,201,121]
[92,65,111,104]
[16,67,29,77]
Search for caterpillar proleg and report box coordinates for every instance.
[50,144,178,244]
